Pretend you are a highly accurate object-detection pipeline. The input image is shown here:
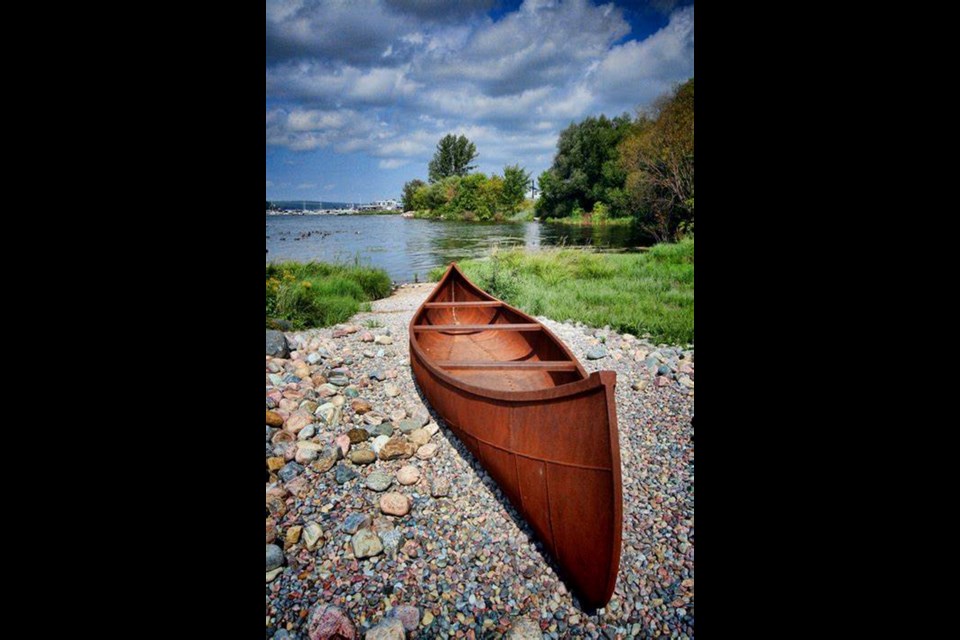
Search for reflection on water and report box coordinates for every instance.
[266,215,651,282]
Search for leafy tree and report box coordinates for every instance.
[428,134,478,182]
[450,173,485,219]
[410,183,431,211]
[536,114,633,219]
[501,164,530,213]
[619,78,694,241]
[401,179,426,211]
[480,175,505,221]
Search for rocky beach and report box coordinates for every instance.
[266,283,694,639]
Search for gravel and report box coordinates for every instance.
[264,282,694,638]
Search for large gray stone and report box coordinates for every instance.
[266,330,289,358]
[266,544,284,571]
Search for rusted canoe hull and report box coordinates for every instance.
[409,264,622,608]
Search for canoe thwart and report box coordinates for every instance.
[413,323,541,332]
[423,301,504,308]
[435,360,578,370]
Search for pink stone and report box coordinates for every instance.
[396,465,420,485]
[655,376,672,387]
[360,331,374,342]
[306,603,356,640]
[389,605,420,632]
[416,443,439,460]
[284,476,309,497]
[271,430,294,445]
[380,492,411,516]
[266,518,277,544]
[335,434,351,456]
[285,411,314,434]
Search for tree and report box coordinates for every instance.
[501,164,530,213]
[619,78,694,240]
[536,114,633,219]
[401,179,426,211]
[428,134,478,182]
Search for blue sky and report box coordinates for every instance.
[266,0,694,203]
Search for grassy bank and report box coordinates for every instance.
[266,261,392,329]
[412,209,534,223]
[429,239,693,344]
[543,216,633,226]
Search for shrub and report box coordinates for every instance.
[265,261,391,329]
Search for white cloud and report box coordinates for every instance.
[589,5,694,111]
[266,107,378,151]
[379,158,410,169]
[267,63,422,105]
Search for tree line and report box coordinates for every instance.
[400,78,692,237]
[537,78,694,240]
[401,134,531,221]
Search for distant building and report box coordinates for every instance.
[357,199,402,211]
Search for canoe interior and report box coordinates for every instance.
[414,273,583,392]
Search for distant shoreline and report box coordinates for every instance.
[266,210,401,216]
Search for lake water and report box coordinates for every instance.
[265,214,651,282]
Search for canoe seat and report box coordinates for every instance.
[435,360,577,371]
[423,301,503,308]
[413,323,541,332]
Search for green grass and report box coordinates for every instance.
[543,216,634,226]
[429,239,694,344]
[266,260,392,329]
[413,207,535,223]
[508,208,535,222]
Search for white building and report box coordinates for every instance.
[357,199,402,211]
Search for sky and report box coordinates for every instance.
[266,0,694,203]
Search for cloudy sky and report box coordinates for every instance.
[266,0,694,203]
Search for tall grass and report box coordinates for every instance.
[266,260,392,329]
[429,238,694,344]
